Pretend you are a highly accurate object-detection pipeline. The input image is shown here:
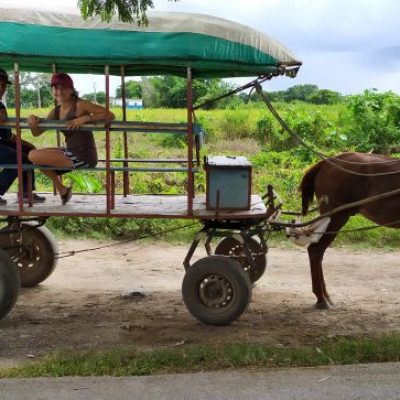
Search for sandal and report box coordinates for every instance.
[61,187,73,205]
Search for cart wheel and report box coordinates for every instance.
[0,224,58,287]
[0,248,20,320]
[182,255,252,326]
[215,237,267,283]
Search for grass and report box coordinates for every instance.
[1,334,399,377]
[6,105,400,249]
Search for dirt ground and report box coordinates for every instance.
[0,239,399,365]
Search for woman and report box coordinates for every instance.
[27,73,115,204]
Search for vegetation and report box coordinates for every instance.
[5,88,400,248]
[252,84,343,105]
[115,80,142,99]
[78,0,179,24]
[1,333,399,377]
[5,78,345,109]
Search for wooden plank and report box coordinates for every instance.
[0,194,266,220]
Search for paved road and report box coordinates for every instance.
[1,362,399,400]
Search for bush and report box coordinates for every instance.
[343,90,400,153]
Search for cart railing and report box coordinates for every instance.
[0,118,205,213]
[2,118,205,137]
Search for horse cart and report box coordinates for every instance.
[0,6,302,325]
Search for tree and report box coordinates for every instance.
[115,80,142,98]
[141,76,241,109]
[83,91,106,105]
[284,84,319,102]
[5,72,53,108]
[249,84,344,104]
[23,73,53,108]
[307,89,342,105]
[78,0,179,23]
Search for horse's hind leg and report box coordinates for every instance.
[308,212,350,309]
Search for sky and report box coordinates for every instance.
[1,0,400,96]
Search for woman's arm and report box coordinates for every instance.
[67,99,115,130]
[27,109,56,137]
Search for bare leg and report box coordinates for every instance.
[308,212,350,309]
[28,149,73,196]
[40,169,68,196]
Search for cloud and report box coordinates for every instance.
[364,46,400,71]
[2,0,400,94]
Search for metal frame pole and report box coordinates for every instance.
[186,67,194,215]
[105,65,111,214]
[121,66,129,196]
[14,63,24,212]
[52,63,60,195]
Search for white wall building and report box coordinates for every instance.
[110,97,143,109]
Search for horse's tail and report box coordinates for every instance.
[299,160,323,215]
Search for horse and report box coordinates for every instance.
[300,152,400,309]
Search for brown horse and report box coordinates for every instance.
[300,152,400,309]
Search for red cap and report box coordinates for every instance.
[51,73,74,89]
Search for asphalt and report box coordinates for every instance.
[0,362,400,399]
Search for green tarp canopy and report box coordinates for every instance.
[0,6,301,78]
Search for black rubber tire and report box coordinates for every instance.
[0,248,20,320]
[0,224,58,287]
[215,237,267,283]
[182,255,252,326]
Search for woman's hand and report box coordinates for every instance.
[66,115,90,130]
[27,114,40,129]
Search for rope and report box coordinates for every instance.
[55,222,198,259]
[193,76,271,110]
[286,216,400,237]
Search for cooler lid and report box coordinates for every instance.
[206,156,251,167]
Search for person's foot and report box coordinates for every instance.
[0,196,7,205]
[60,187,72,205]
[22,193,46,204]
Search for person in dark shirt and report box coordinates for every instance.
[0,68,45,205]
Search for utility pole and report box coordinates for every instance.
[37,83,41,108]
[93,82,97,103]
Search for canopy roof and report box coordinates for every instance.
[0,6,302,78]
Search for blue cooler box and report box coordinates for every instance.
[205,156,252,210]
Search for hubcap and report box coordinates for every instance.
[199,274,233,308]
[7,236,40,270]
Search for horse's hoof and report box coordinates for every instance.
[315,300,332,310]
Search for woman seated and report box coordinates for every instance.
[27,73,115,204]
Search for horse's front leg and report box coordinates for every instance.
[308,241,333,309]
[308,213,350,309]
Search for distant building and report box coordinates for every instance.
[110,97,143,109]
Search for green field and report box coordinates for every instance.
[6,96,400,248]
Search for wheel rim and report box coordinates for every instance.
[199,273,233,308]
[7,235,42,272]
